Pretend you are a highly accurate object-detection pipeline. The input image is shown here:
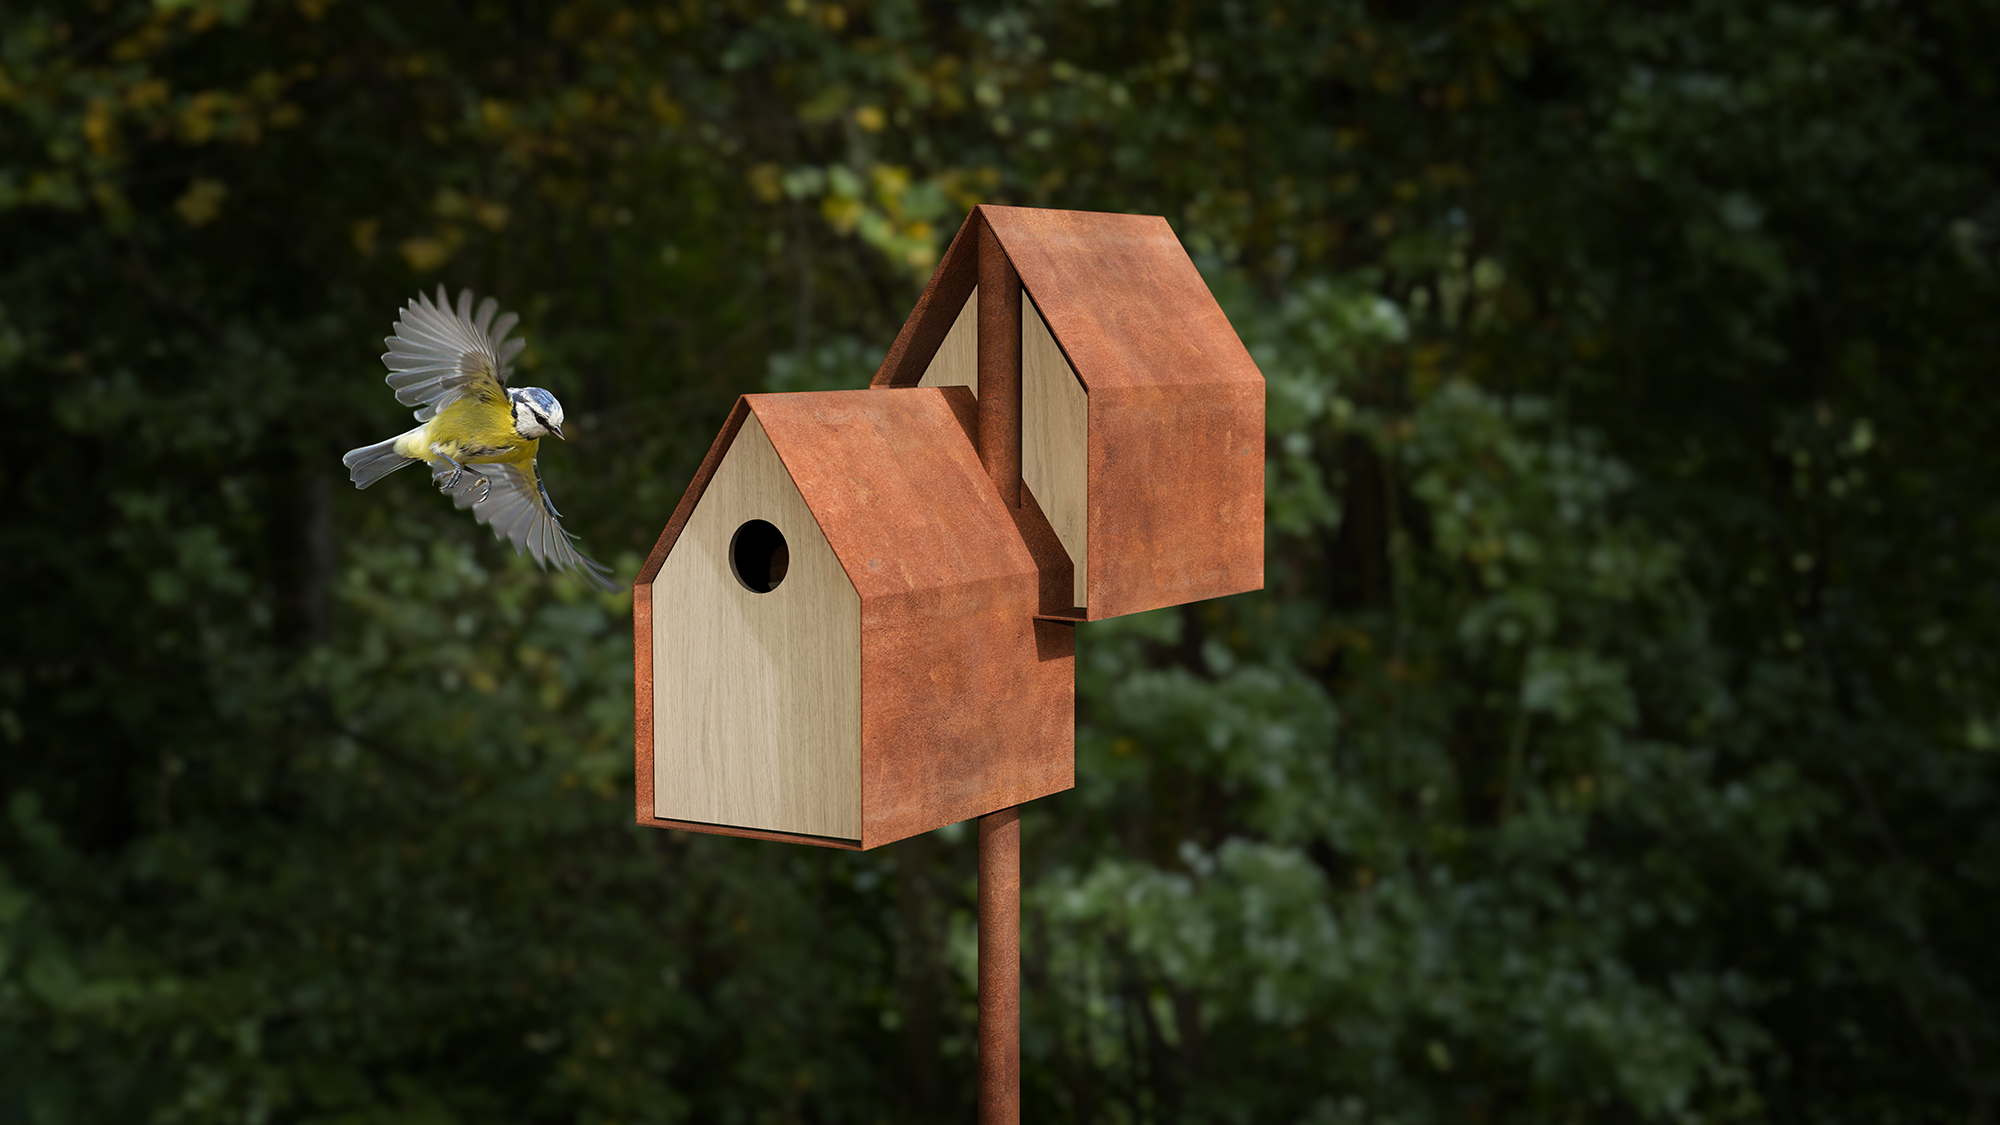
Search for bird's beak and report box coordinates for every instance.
[551,424,566,441]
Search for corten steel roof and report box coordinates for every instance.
[875,205,1267,394]
[638,388,1038,596]
[634,388,1074,849]
[872,205,1267,620]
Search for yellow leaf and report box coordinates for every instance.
[83,98,118,155]
[398,236,453,272]
[868,163,909,197]
[820,195,862,234]
[124,79,170,110]
[647,85,683,126]
[177,91,221,144]
[174,178,226,227]
[472,199,510,231]
[747,163,783,204]
[853,105,885,132]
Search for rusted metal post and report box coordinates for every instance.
[977,213,1023,509]
[978,806,1022,1124]
[976,210,1025,1123]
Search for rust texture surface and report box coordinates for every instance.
[872,204,1265,620]
[977,217,1023,508]
[978,206,1263,392]
[978,807,1023,1125]
[633,580,654,827]
[1085,379,1264,619]
[753,389,1036,602]
[753,389,1072,847]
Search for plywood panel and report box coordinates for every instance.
[1023,294,1089,609]
[653,413,862,840]
[917,288,979,396]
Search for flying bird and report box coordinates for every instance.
[341,287,619,592]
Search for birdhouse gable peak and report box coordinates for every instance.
[873,205,1266,394]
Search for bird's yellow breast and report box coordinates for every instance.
[399,387,536,466]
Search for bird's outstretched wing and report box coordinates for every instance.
[381,286,526,422]
[439,458,619,593]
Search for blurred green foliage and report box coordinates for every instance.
[3,0,1998,1121]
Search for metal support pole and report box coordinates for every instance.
[977,214,1023,509]
[978,806,1022,1125]
[975,210,1025,1123]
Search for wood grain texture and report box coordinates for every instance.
[1022,294,1089,609]
[635,398,751,831]
[918,288,979,396]
[652,412,862,840]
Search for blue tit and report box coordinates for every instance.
[341,286,619,593]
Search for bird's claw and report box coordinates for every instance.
[435,455,466,493]
[471,475,492,504]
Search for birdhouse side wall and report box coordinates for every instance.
[859,574,1075,848]
[1022,295,1089,611]
[1086,378,1265,620]
[651,414,863,841]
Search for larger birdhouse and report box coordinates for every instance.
[872,205,1265,618]
[635,205,1264,850]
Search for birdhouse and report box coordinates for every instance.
[634,205,1264,850]
[633,387,1074,849]
[872,205,1266,619]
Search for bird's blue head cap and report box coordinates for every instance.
[509,387,565,440]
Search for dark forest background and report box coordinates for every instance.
[3,0,1998,1121]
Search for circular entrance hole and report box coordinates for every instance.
[729,519,790,593]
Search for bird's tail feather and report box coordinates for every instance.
[342,438,416,489]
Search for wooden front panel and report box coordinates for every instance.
[652,413,863,840]
[918,288,978,395]
[1022,294,1089,610]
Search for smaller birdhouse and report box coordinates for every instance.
[633,388,1074,850]
[873,205,1265,619]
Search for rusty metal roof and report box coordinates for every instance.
[870,205,1267,621]
[638,388,1037,596]
[873,205,1265,394]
